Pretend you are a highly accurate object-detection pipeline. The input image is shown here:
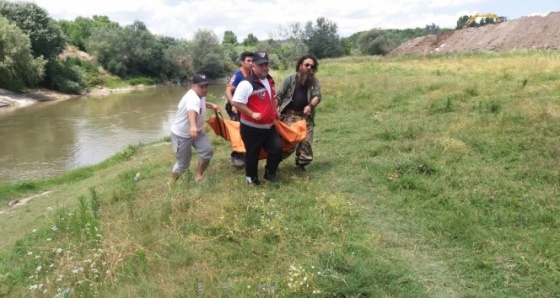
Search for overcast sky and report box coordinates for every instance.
[29,0,558,41]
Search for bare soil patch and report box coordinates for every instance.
[0,88,76,109]
[390,12,560,55]
[0,85,153,109]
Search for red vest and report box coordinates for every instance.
[241,74,278,125]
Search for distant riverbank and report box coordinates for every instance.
[0,77,229,109]
[0,85,157,109]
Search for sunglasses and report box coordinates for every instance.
[303,63,317,70]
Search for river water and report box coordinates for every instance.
[0,85,226,185]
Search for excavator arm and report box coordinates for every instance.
[463,13,507,28]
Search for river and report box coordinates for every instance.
[0,85,226,185]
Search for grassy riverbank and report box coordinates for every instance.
[1,51,559,297]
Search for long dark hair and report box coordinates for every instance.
[295,54,318,72]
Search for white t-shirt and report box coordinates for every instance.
[171,89,206,138]
[232,79,272,104]
[232,80,252,104]
[260,78,271,97]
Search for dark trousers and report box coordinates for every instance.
[240,123,282,180]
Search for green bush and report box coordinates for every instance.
[126,77,157,86]
[44,58,87,94]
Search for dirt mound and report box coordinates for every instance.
[59,45,93,61]
[390,12,560,55]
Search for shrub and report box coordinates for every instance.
[43,58,87,94]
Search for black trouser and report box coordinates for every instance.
[240,123,282,180]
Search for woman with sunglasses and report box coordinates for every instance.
[276,54,322,172]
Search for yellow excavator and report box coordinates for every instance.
[463,13,508,28]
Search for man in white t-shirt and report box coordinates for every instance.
[170,74,220,182]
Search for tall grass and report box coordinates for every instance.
[1,51,559,297]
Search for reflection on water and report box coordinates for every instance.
[0,85,226,185]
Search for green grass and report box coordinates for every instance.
[1,51,559,297]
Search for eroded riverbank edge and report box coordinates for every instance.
[0,85,155,109]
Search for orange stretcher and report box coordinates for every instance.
[207,112,307,159]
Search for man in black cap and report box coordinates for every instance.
[170,74,220,182]
[232,51,282,185]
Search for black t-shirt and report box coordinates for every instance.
[285,84,308,111]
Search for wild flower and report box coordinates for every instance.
[373,112,384,122]
[197,283,204,294]
[388,171,399,180]
[287,264,321,294]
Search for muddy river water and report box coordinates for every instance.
[0,85,226,185]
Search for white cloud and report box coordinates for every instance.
[28,0,555,40]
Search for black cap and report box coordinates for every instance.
[192,74,209,85]
[252,51,269,65]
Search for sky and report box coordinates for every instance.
[28,0,559,41]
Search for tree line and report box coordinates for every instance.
[1,0,456,94]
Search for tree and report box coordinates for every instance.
[221,42,239,65]
[357,29,397,56]
[274,23,309,69]
[456,15,470,29]
[86,20,166,78]
[222,30,238,45]
[243,34,259,47]
[340,31,364,55]
[43,58,86,94]
[85,27,127,77]
[0,16,45,90]
[303,17,343,59]
[198,53,225,78]
[191,29,224,78]
[483,17,496,25]
[0,0,83,92]
[424,23,441,35]
[162,40,194,81]
[192,29,220,65]
[58,15,120,51]
[0,0,66,60]
[122,20,166,77]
